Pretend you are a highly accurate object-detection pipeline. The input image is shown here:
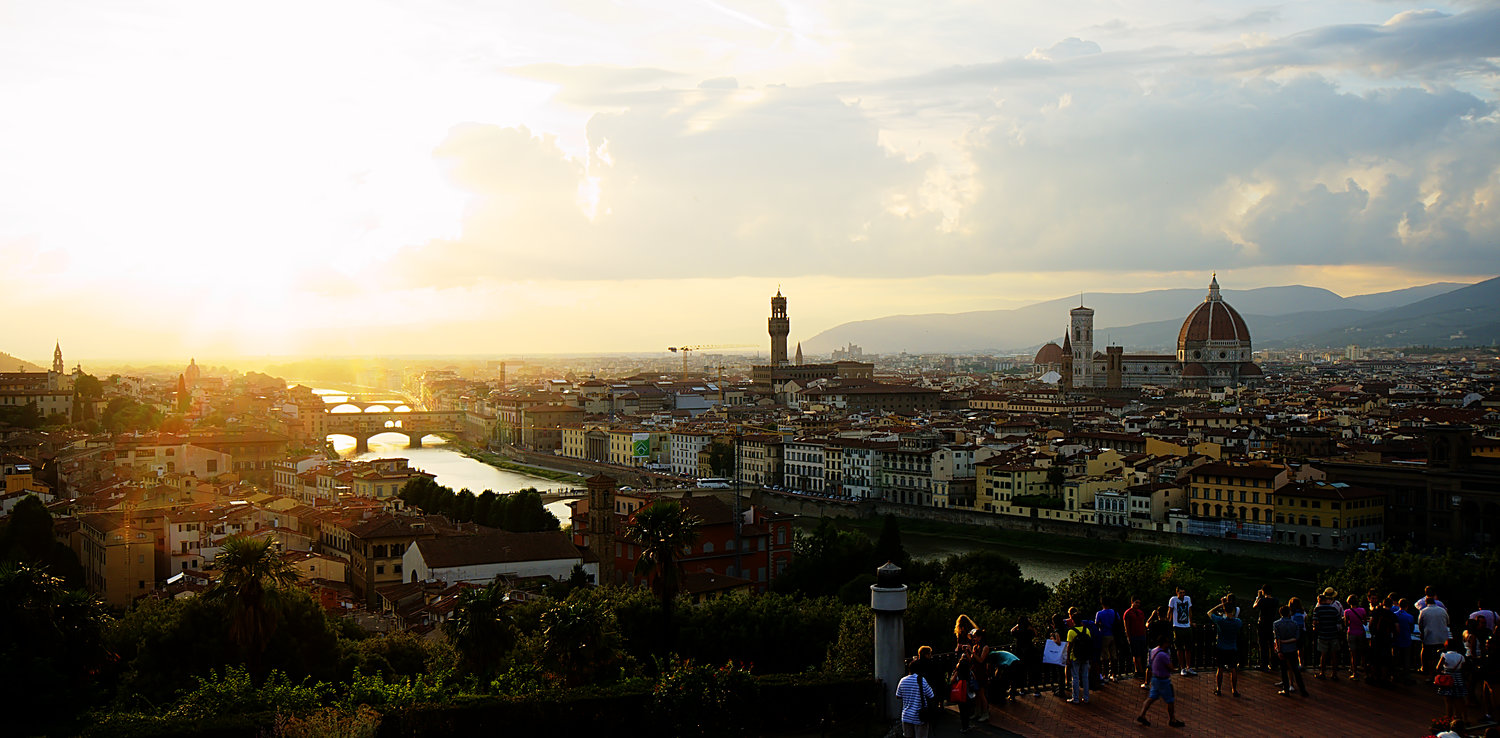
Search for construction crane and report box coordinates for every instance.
[667,344,753,376]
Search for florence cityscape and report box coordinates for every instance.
[2,1,1499,737]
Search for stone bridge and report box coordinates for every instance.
[313,410,466,453]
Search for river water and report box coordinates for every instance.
[309,388,579,522]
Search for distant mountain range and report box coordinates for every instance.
[0,351,46,373]
[803,279,1497,354]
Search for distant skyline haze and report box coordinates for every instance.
[2,1,1497,361]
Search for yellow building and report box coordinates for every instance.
[1273,481,1385,551]
[1186,461,1287,524]
[75,512,157,609]
[976,460,1053,516]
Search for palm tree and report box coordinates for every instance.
[444,582,517,680]
[624,500,701,645]
[541,596,621,686]
[208,536,301,675]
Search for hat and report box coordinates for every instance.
[1321,587,1337,598]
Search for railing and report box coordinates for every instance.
[928,624,1347,699]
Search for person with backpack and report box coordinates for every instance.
[1137,633,1186,728]
[1064,606,1096,704]
[898,657,937,738]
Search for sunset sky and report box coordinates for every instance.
[2,1,1497,362]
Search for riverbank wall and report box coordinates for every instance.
[749,489,1349,569]
[494,445,663,489]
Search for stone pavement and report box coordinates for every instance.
[930,668,1471,738]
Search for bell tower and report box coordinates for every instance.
[52,342,64,375]
[1070,303,1095,388]
[768,289,790,366]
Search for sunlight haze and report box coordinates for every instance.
[2,0,1496,362]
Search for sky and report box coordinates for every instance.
[2,0,1498,362]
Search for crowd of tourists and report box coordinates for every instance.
[896,585,1499,735]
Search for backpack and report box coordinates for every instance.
[1069,625,1095,661]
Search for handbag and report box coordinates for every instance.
[950,679,969,703]
[1434,671,1455,688]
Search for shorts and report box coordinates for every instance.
[1173,628,1193,649]
[1216,648,1241,669]
[901,721,931,738]
[1316,638,1340,655]
[1347,634,1367,651]
[1148,676,1175,702]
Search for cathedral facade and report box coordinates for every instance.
[1038,275,1260,390]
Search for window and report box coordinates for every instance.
[376,565,385,575]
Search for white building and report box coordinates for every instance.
[402,530,595,586]
[669,431,715,477]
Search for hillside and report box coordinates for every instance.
[0,351,46,372]
[1282,276,1500,348]
[803,281,1472,354]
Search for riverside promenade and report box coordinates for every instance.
[939,668,1457,738]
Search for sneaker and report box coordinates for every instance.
[1180,668,1189,676]
[1169,720,1186,728]
[1032,691,1042,698]
[1137,716,1151,727]
[976,713,989,723]
[1066,698,1079,704]
[1185,668,1198,676]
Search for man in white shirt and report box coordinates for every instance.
[1418,601,1451,675]
[1168,587,1196,676]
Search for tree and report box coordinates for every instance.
[73,373,104,422]
[873,514,908,567]
[176,374,190,413]
[707,440,735,478]
[444,581,517,680]
[208,537,302,677]
[541,594,623,686]
[0,494,85,588]
[624,500,701,645]
[0,565,112,734]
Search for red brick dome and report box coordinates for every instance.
[1034,342,1063,365]
[1181,362,1208,377]
[1177,275,1251,348]
[1239,362,1263,376]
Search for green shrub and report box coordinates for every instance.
[650,659,757,738]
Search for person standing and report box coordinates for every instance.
[1366,594,1397,687]
[1345,594,1369,680]
[1064,607,1095,704]
[1009,616,1042,699]
[1136,633,1186,728]
[1209,597,1243,697]
[1273,604,1309,697]
[1168,587,1196,676]
[1394,597,1418,684]
[1471,599,1498,634]
[1253,587,1280,672]
[898,658,936,738]
[1437,639,1470,723]
[1313,590,1344,679]
[1422,599,1453,675]
[1124,598,1149,682]
[1096,598,1120,682]
[967,628,993,722]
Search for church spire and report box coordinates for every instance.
[52,341,63,374]
[795,342,803,365]
[1207,273,1221,301]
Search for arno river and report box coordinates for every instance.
[311,388,580,523]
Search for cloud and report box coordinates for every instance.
[1026,38,1103,61]
[384,7,1500,287]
